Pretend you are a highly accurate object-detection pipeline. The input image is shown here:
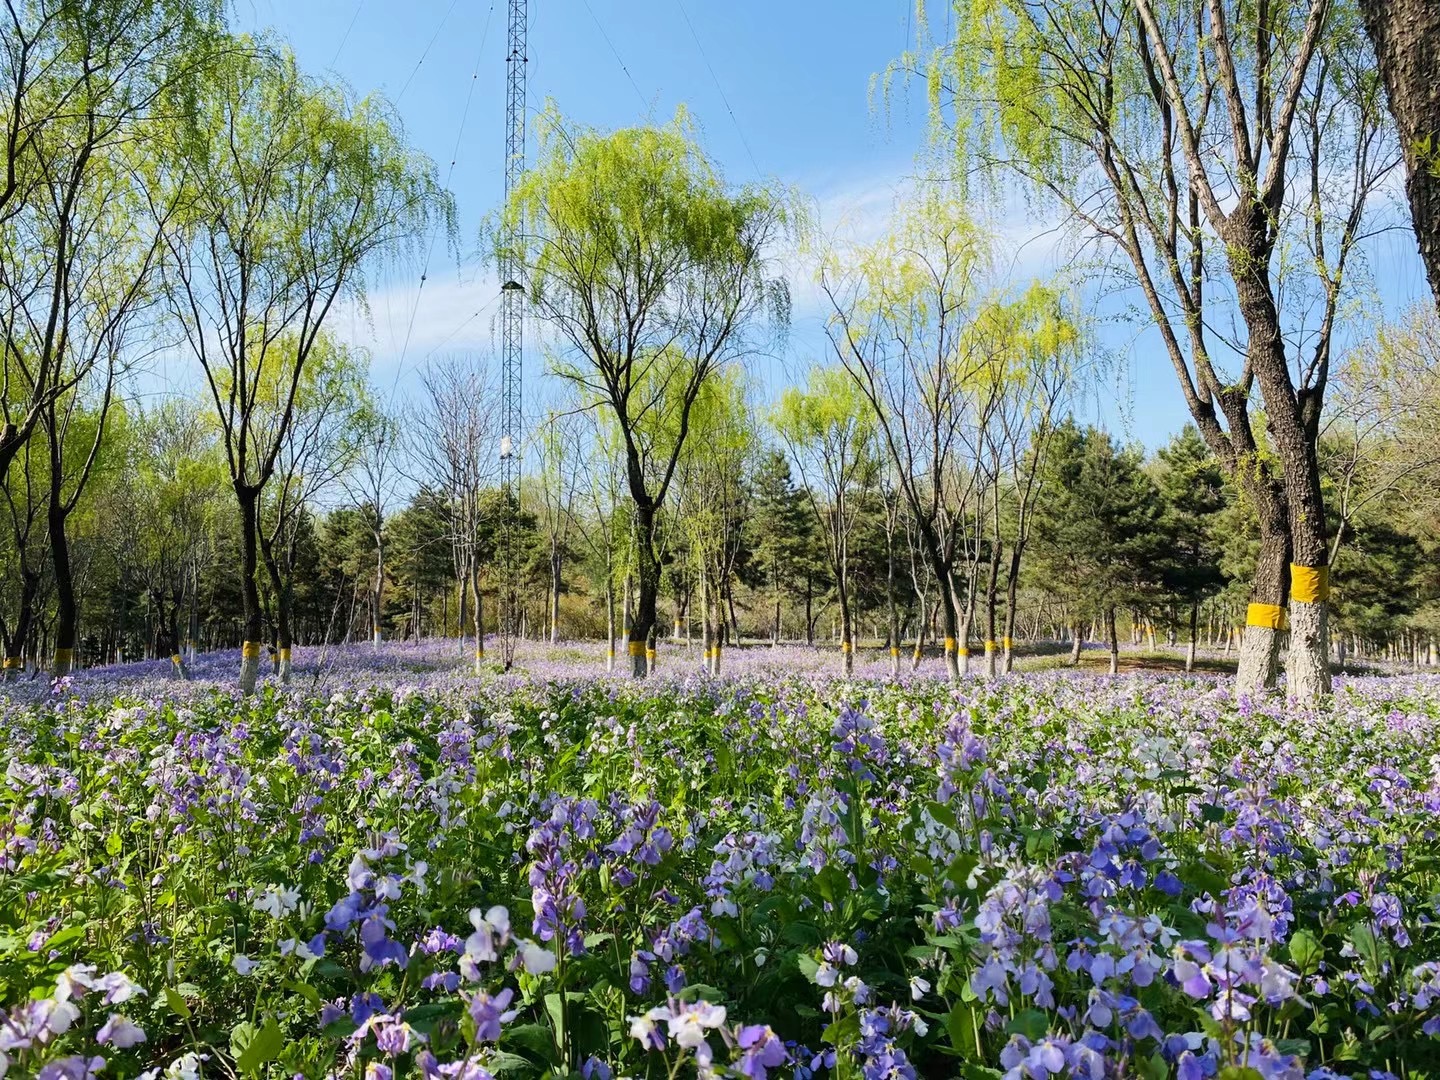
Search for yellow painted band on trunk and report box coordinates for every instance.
[840,641,852,652]
[1290,564,1330,603]
[984,640,997,653]
[958,648,971,658]
[943,637,957,652]
[2,657,22,669]
[1003,637,1013,650]
[890,647,899,657]
[279,648,291,661]
[1246,603,1286,630]
[627,642,645,656]
[171,654,182,664]
[55,648,73,662]
[241,641,261,660]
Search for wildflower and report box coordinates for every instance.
[231,954,258,976]
[253,884,301,919]
[97,1013,147,1048]
[514,939,557,975]
[37,1056,107,1080]
[737,1024,788,1079]
[466,988,517,1041]
[629,1011,664,1051]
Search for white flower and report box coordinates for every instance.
[163,1052,209,1080]
[465,905,511,964]
[909,975,931,1001]
[43,998,81,1038]
[231,954,258,976]
[515,938,556,974]
[253,884,301,919]
[98,1013,148,1048]
[55,965,97,1001]
[629,1012,660,1046]
[94,971,146,1004]
[666,1001,726,1050]
[279,938,320,961]
[814,961,840,987]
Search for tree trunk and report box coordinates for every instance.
[549,537,562,644]
[886,522,900,679]
[911,593,926,671]
[1186,600,1198,673]
[605,577,616,673]
[236,484,263,693]
[1106,606,1119,675]
[1070,623,1083,666]
[630,502,659,677]
[1236,511,1289,698]
[804,572,814,646]
[260,532,293,684]
[983,546,1000,679]
[838,577,854,676]
[371,528,385,649]
[1358,0,1440,312]
[48,499,77,676]
[472,565,485,673]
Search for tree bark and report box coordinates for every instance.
[48,497,77,676]
[236,484,263,693]
[1359,0,1440,312]
[259,531,293,684]
[549,537,562,643]
[1001,547,1022,675]
[471,564,485,673]
[1106,606,1119,675]
[1186,600,1198,673]
[630,501,659,677]
[604,577,616,673]
[1236,525,1289,698]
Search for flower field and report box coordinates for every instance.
[3,646,1439,1079]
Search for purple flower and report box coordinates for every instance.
[737,1024,788,1079]
[467,987,517,1041]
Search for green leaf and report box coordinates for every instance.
[502,1023,557,1063]
[164,986,192,1020]
[945,1001,982,1057]
[1287,929,1323,973]
[1005,1008,1049,1042]
[1217,1069,1264,1080]
[1199,804,1226,823]
[236,1017,285,1074]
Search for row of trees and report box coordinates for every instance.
[5,0,1440,699]
[0,3,447,689]
[10,322,1436,683]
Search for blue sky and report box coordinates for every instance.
[230,0,1434,449]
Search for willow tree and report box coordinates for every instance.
[261,336,371,682]
[500,106,793,677]
[821,193,1006,682]
[159,41,449,692]
[675,369,755,674]
[0,0,220,481]
[774,366,878,675]
[895,0,1398,700]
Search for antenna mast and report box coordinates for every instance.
[497,0,527,668]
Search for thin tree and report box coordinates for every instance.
[157,42,448,692]
[898,0,1398,699]
[774,365,877,675]
[500,106,793,677]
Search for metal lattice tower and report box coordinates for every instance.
[497,0,527,667]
